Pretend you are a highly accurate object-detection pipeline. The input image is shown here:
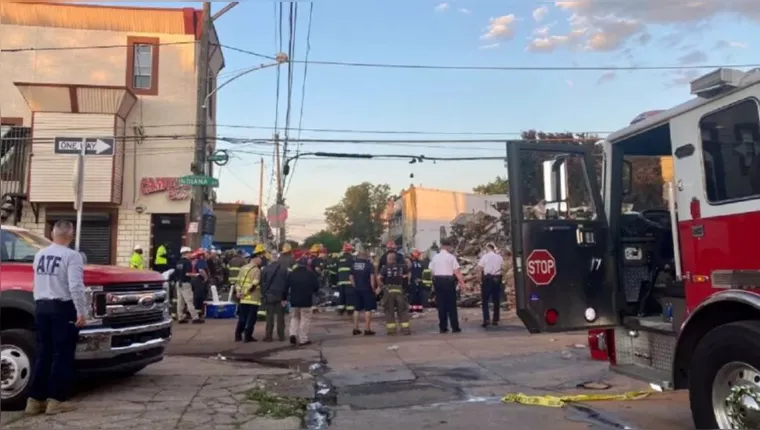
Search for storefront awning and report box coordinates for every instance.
[14,82,137,118]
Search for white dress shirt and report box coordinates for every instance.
[477,251,504,276]
[428,249,459,276]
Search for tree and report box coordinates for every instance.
[285,239,299,249]
[324,182,391,244]
[473,176,508,195]
[302,230,342,253]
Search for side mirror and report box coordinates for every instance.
[622,160,633,195]
[79,251,88,265]
[542,157,568,213]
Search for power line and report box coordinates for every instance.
[216,44,760,71]
[26,122,614,136]
[284,2,314,197]
[0,41,196,53]
[3,37,757,72]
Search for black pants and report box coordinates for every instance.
[433,276,460,332]
[338,284,348,312]
[236,303,259,340]
[191,277,207,317]
[30,300,78,402]
[264,301,286,340]
[481,275,503,322]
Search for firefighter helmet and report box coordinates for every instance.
[342,242,354,252]
[281,243,293,253]
[410,249,421,259]
[309,244,321,254]
[253,243,266,255]
[386,241,397,250]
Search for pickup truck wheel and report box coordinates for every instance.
[1,329,36,411]
[690,320,760,429]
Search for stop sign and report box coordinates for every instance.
[526,249,557,286]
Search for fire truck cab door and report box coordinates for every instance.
[507,142,615,333]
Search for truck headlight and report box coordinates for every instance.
[84,286,104,326]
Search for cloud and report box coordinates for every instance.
[481,14,517,40]
[678,49,708,65]
[714,40,748,50]
[667,69,700,87]
[459,8,471,14]
[478,43,501,50]
[533,5,549,21]
[527,0,760,53]
[638,33,652,45]
[597,72,617,85]
[565,79,574,87]
[434,2,449,12]
[526,35,571,52]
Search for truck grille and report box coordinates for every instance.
[102,310,166,328]
[94,282,168,329]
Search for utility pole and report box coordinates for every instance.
[274,132,285,247]
[190,1,212,249]
[257,157,264,242]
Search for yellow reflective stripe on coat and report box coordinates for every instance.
[501,391,652,408]
[400,322,410,328]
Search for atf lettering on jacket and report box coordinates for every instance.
[36,255,63,275]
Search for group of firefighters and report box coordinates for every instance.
[164,237,507,338]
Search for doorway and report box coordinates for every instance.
[151,214,187,269]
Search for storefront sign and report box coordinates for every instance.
[140,177,191,200]
[237,236,255,246]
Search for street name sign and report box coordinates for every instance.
[54,137,115,156]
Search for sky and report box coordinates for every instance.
[105,0,758,241]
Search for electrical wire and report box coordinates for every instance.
[0,41,197,53]
[215,43,760,72]
[284,2,314,197]
[26,122,615,136]
[5,39,755,72]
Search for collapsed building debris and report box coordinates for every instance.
[446,201,516,309]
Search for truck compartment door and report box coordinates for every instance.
[507,142,614,333]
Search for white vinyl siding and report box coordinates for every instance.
[29,113,115,203]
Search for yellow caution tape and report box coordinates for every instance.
[501,391,652,408]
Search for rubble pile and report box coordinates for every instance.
[446,204,517,309]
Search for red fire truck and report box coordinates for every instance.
[506,68,760,429]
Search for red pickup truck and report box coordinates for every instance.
[0,225,172,409]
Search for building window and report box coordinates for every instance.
[700,99,760,203]
[126,37,160,96]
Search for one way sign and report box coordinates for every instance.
[54,137,115,156]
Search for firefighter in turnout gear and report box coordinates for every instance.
[421,260,433,308]
[408,249,426,312]
[252,243,268,320]
[337,243,355,315]
[378,252,411,335]
[227,250,247,302]
[235,252,263,342]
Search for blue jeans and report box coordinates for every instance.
[29,300,79,402]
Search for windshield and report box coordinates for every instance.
[0,228,51,262]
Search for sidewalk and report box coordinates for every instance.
[3,356,310,430]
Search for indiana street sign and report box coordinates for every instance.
[179,175,219,187]
[54,137,115,156]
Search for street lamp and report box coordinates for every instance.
[202,52,288,109]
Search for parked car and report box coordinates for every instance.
[0,225,172,409]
